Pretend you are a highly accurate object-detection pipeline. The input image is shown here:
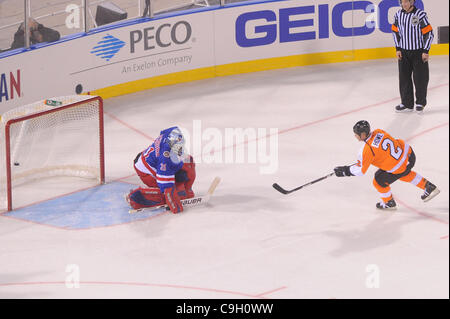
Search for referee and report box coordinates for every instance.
[392,0,434,114]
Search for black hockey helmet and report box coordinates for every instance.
[353,120,371,137]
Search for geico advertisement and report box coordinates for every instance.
[215,0,426,63]
[70,13,214,92]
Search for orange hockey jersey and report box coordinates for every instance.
[350,129,412,176]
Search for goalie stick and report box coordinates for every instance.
[129,176,221,214]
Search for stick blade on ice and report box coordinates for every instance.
[272,183,289,194]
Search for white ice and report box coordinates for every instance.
[0,56,448,299]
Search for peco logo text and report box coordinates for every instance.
[129,21,192,53]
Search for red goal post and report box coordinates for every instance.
[0,95,105,211]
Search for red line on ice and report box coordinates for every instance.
[0,281,271,299]
[395,198,448,226]
[205,82,449,156]
[255,286,287,297]
[104,111,155,141]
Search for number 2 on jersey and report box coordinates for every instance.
[381,138,402,160]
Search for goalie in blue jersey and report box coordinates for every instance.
[126,127,196,213]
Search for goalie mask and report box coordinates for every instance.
[167,127,185,163]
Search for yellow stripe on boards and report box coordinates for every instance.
[215,50,355,77]
[430,43,449,55]
[90,67,215,99]
[90,44,449,100]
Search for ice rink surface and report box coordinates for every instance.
[0,56,448,298]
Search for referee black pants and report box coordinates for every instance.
[398,50,429,108]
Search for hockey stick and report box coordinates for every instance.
[272,163,358,195]
[272,173,335,195]
[129,176,221,214]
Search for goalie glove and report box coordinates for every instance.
[164,186,183,214]
[334,165,353,177]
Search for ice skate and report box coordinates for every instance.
[421,181,440,202]
[376,199,397,210]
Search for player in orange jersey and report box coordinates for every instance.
[334,120,440,210]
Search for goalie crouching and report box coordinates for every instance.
[126,127,196,213]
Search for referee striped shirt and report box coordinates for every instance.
[392,7,434,53]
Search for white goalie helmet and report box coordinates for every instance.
[167,127,185,162]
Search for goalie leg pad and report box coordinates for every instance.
[127,187,164,209]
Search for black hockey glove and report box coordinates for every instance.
[334,166,353,177]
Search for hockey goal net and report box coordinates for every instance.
[0,95,104,211]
